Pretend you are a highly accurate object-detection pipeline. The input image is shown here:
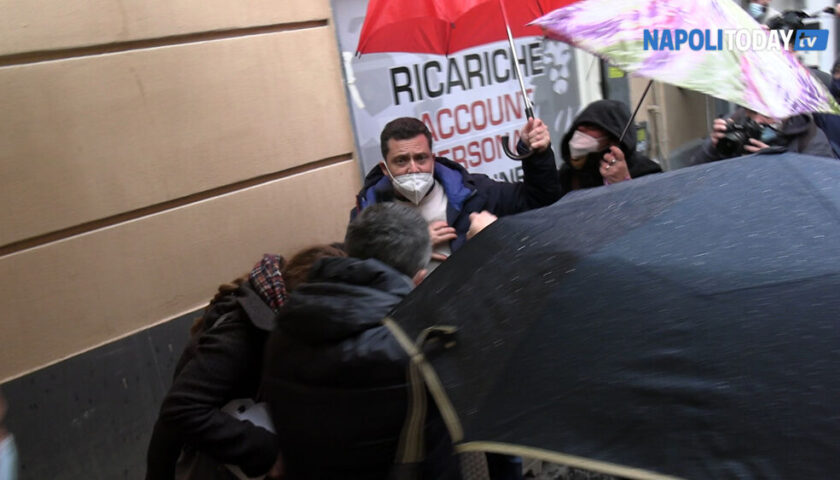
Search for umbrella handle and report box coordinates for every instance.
[501,106,535,160]
[499,0,535,161]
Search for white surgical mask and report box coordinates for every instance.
[568,130,603,159]
[382,162,434,205]
[748,2,766,19]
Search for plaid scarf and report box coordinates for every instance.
[249,254,287,314]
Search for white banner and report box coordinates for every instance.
[332,0,583,181]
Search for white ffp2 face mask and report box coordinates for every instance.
[382,162,434,205]
[568,130,603,158]
[391,172,434,205]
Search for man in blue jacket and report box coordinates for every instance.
[352,117,560,270]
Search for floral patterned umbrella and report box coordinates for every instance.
[531,0,840,118]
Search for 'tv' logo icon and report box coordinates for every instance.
[795,30,828,51]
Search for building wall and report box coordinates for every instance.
[628,78,710,170]
[1,1,360,477]
[0,1,359,382]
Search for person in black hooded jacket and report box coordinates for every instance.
[558,99,662,197]
[261,203,461,480]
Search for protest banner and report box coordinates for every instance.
[332,0,583,181]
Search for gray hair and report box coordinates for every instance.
[345,203,431,277]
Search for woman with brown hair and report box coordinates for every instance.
[145,244,345,480]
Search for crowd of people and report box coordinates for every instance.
[140,4,840,480]
[0,2,831,480]
[144,96,838,480]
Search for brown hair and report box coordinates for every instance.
[190,275,249,335]
[380,117,433,159]
[283,244,347,291]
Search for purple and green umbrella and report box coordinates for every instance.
[532,0,840,118]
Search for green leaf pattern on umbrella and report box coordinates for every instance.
[532,0,840,118]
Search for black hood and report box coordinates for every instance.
[276,257,412,343]
[780,113,814,137]
[561,99,637,164]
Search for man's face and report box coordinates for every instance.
[570,125,608,170]
[380,134,434,177]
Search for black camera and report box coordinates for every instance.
[716,118,764,156]
[767,10,820,45]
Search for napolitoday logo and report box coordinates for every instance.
[643,29,828,51]
[794,29,829,51]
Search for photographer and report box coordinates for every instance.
[744,0,779,25]
[693,107,834,163]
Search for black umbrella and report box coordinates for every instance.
[385,153,840,480]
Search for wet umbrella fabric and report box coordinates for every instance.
[354,0,580,160]
[385,153,840,479]
[356,0,574,56]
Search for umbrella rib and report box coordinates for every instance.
[455,442,685,480]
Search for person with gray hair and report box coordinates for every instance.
[345,201,431,283]
[261,203,460,480]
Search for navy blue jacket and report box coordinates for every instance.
[813,113,840,159]
[352,146,560,252]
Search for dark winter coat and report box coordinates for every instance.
[558,99,662,197]
[145,281,279,479]
[695,109,836,163]
[813,113,840,159]
[260,257,460,480]
[352,144,560,252]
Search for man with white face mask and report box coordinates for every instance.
[353,117,560,271]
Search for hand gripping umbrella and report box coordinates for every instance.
[385,153,840,479]
[356,0,580,159]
